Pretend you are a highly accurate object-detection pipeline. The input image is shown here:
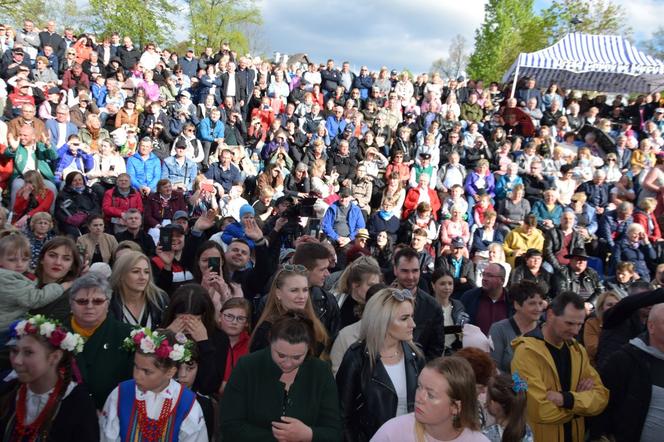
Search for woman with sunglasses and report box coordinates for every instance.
[336,287,425,442]
[67,271,133,409]
[250,266,329,356]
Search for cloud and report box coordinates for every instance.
[255,0,486,73]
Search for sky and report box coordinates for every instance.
[250,0,664,74]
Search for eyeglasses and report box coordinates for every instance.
[73,298,107,306]
[607,158,616,162]
[282,263,307,273]
[222,313,248,323]
[391,289,414,302]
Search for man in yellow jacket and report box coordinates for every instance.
[512,292,608,442]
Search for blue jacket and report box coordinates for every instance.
[179,56,199,78]
[126,152,161,191]
[494,174,523,200]
[45,119,78,149]
[531,201,564,227]
[325,116,346,139]
[598,210,633,248]
[221,222,255,249]
[197,117,225,142]
[55,144,94,185]
[204,162,242,193]
[610,238,655,281]
[161,156,198,191]
[321,201,365,241]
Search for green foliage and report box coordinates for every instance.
[87,0,179,47]
[187,0,261,54]
[467,0,544,82]
[539,0,631,43]
[0,0,47,26]
[467,0,629,82]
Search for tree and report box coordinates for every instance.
[188,0,261,54]
[87,0,179,47]
[430,34,469,78]
[539,0,631,44]
[467,0,544,83]
[641,27,664,60]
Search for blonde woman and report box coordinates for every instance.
[476,242,511,288]
[583,291,620,366]
[336,287,425,441]
[109,250,168,328]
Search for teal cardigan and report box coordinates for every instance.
[219,347,342,442]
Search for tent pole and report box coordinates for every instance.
[510,62,520,99]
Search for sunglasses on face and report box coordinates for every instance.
[73,298,107,306]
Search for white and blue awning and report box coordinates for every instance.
[502,33,664,94]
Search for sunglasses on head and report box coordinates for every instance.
[391,289,414,302]
[282,263,307,273]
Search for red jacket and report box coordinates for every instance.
[402,186,441,221]
[102,187,144,224]
[385,162,411,184]
[13,188,55,221]
[223,331,250,382]
[633,210,662,242]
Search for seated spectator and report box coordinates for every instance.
[530,188,564,230]
[54,171,101,237]
[12,170,54,229]
[87,138,126,200]
[197,107,225,169]
[578,169,611,215]
[161,140,198,192]
[8,103,48,141]
[385,149,410,186]
[598,201,634,252]
[283,162,310,199]
[25,212,57,271]
[508,248,551,293]
[583,290,621,367]
[68,91,99,129]
[521,159,549,205]
[633,197,662,243]
[205,148,242,195]
[460,262,511,335]
[54,134,94,187]
[172,122,204,165]
[503,214,544,268]
[470,211,504,258]
[150,223,194,294]
[410,227,435,274]
[76,214,118,264]
[113,208,156,257]
[7,125,59,211]
[440,184,468,219]
[321,186,365,251]
[221,204,259,249]
[45,104,78,149]
[126,137,161,196]
[367,198,401,245]
[550,247,604,305]
[101,173,144,232]
[439,204,470,253]
[542,210,588,272]
[77,113,110,153]
[326,139,357,185]
[604,261,638,299]
[143,178,187,232]
[464,160,495,214]
[436,150,466,195]
[494,162,523,200]
[409,152,437,189]
[610,223,656,282]
[402,174,441,221]
[435,237,476,295]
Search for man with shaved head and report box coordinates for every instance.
[595,301,664,442]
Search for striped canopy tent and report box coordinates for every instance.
[503,33,664,94]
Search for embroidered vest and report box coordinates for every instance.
[117,380,196,442]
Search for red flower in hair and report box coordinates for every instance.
[49,328,66,347]
[133,332,145,344]
[24,323,37,334]
[155,342,172,359]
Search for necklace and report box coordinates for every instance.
[14,377,64,441]
[136,397,173,441]
[380,349,401,359]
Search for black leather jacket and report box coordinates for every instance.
[551,266,604,303]
[543,228,587,271]
[336,341,425,442]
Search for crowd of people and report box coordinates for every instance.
[0,17,663,442]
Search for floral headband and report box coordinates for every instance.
[123,328,193,363]
[512,371,528,393]
[9,315,84,354]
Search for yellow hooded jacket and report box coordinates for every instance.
[511,332,609,442]
[502,226,544,268]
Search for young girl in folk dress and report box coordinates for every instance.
[100,328,207,442]
[0,315,97,442]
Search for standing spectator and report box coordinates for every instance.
[460,263,511,335]
[511,292,609,442]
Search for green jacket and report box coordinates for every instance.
[219,347,342,442]
[0,269,64,331]
[4,142,58,182]
[70,316,134,409]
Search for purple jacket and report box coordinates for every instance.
[464,171,495,198]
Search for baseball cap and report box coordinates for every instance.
[173,210,189,220]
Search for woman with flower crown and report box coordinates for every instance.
[100,327,207,442]
[0,314,98,442]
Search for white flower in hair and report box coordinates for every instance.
[60,333,78,352]
[169,344,185,361]
[14,320,27,335]
[140,336,156,353]
[40,322,56,338]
